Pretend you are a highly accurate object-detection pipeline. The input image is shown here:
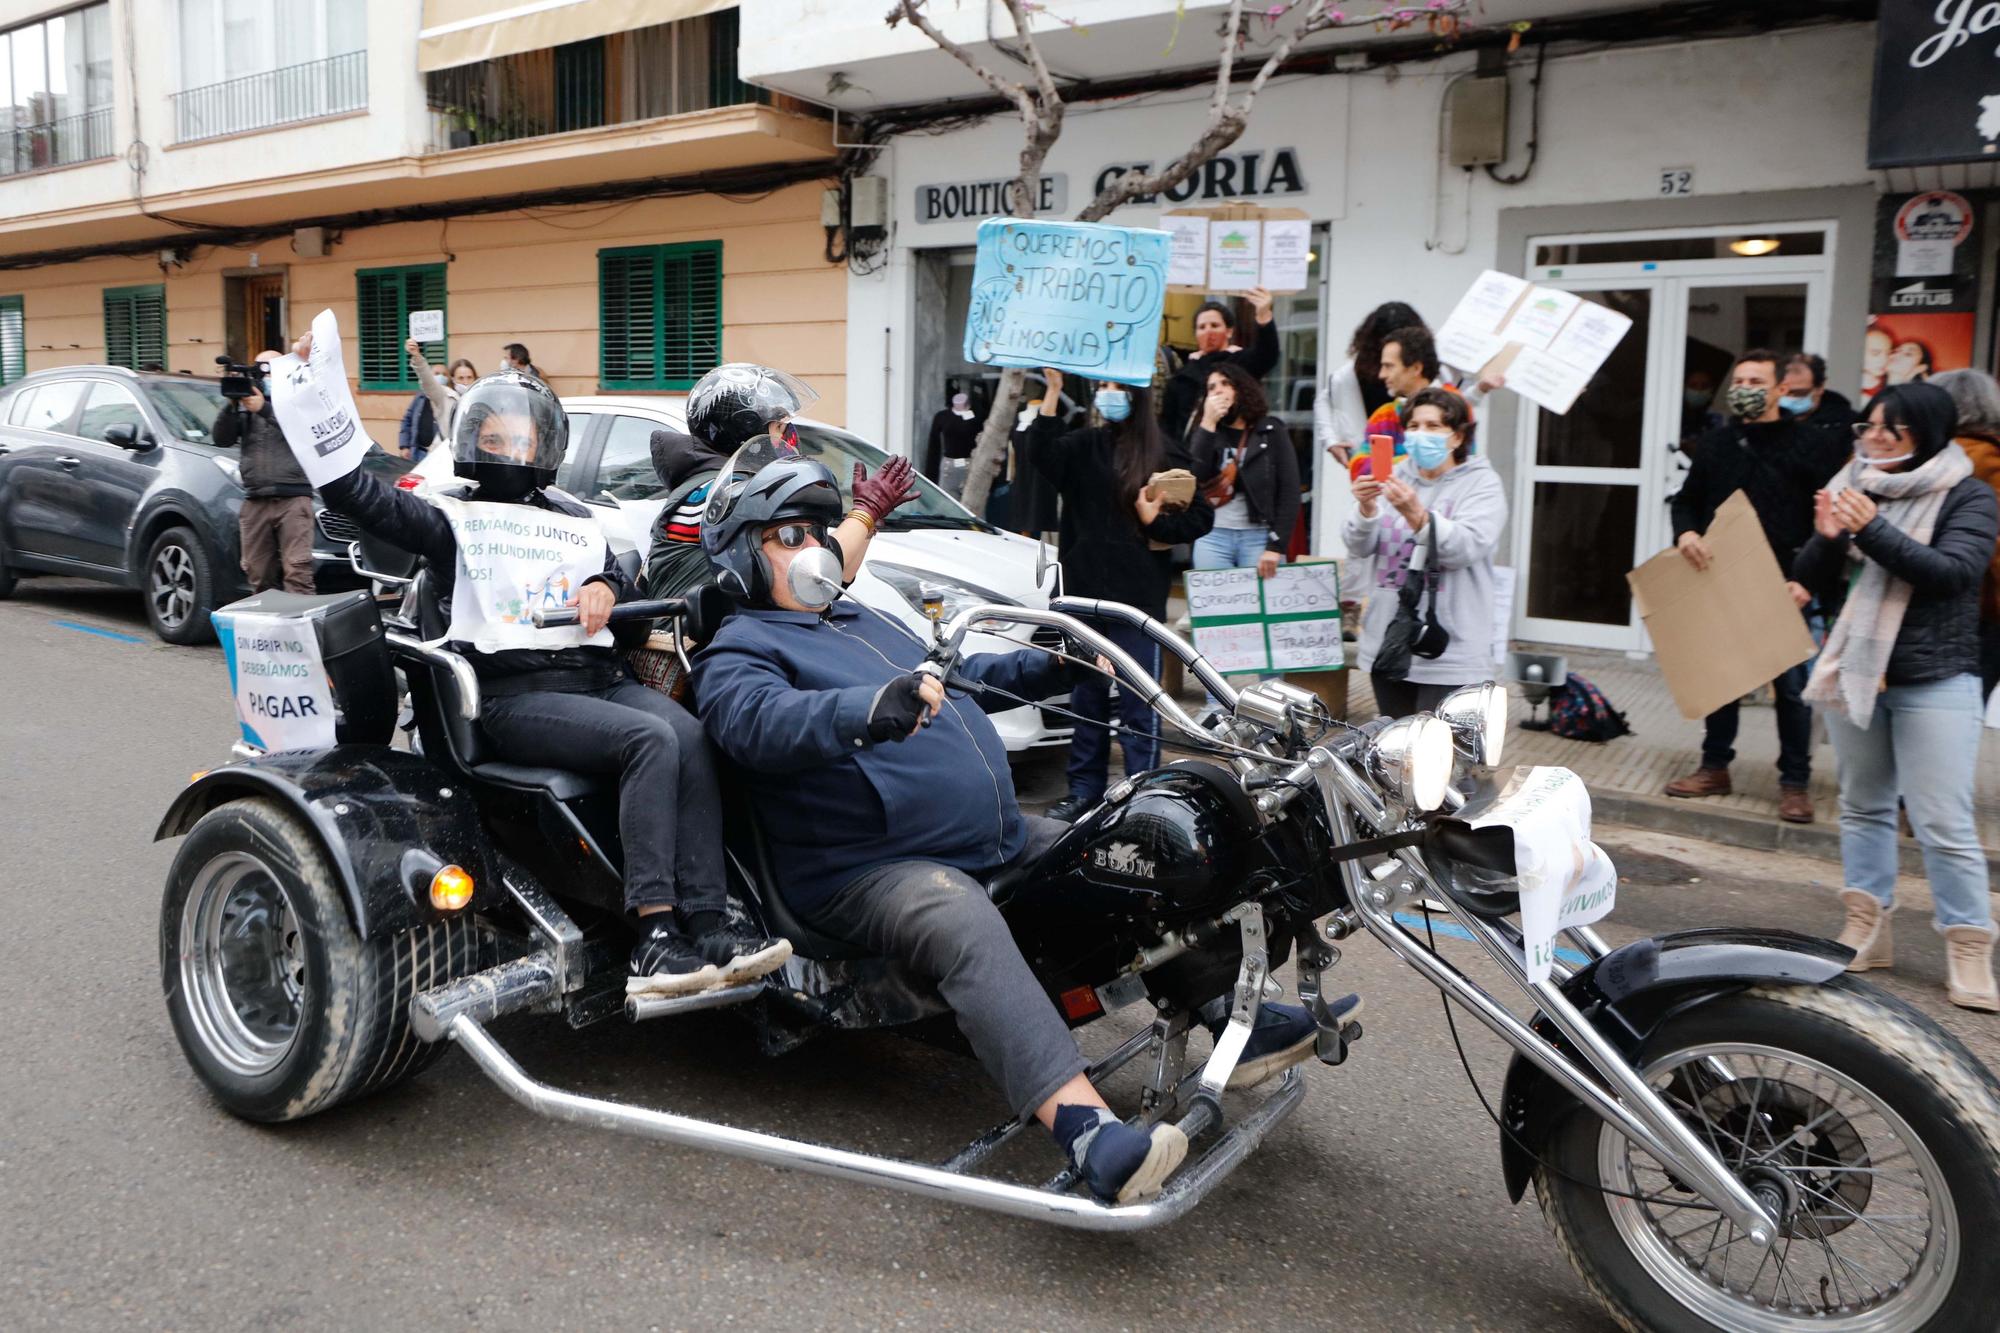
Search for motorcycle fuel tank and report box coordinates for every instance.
[1043,762,1261,924]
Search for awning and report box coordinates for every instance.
[419,0,736,73]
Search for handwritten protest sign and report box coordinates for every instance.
[213,606,337,753]
[1468,766,1617,983]
[1435,270,1632,415]
[1186,559,1343,674]
[270,309,380,486]
[963,219,1169,385]
[408,309,444,341]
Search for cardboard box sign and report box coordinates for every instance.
[1626,490,1815,721]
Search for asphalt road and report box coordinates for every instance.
[4,577,1997,1332]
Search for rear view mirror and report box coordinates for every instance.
[104,423,151,450]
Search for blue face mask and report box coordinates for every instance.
[1779,395,1816,416]
[1094,387,1131,423]
[1405,430,1453,470]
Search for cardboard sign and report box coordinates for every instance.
[408,309,444,342]
[963,218,1169,386]
[1469,765,1617,984]
[1186,559,1343,674]
[1627,491,1816,720]
[213,607,337,753]
[1434,270,1631,415]
[269,309,380,487]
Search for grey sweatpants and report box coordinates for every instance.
[806,816,1086,1119]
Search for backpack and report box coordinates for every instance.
[1547,673,1630,743]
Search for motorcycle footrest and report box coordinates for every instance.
[1314,1021,1363,1067]
[625,979,769,1024]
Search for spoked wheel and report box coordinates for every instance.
[1537,978,2000,1332]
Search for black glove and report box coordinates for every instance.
[865,674,929,743]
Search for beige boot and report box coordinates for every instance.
[1835,889,1893,972]
[1943,926,1999,1013]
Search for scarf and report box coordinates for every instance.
[1803,442,1972,727]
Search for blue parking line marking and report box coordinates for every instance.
[53,619,146,644]
[1392,910,1590,967]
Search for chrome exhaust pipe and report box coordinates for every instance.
[411,950,560,1042]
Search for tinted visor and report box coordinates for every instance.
[703,436,790,528]
[451,379,567,473]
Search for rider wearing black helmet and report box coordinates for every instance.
[295,342,787,997]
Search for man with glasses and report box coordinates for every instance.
[1663,349,1849,821]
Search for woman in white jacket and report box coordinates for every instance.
[1342,386,1508,717]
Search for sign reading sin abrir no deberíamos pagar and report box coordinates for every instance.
[963,218,1170,386]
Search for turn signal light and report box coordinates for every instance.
[429,865,475,911]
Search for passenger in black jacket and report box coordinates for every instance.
[292,355,782,998]
[1662,349,1849,819]
[1027,370,1214,820]
[1158,287,1280,441]
[1792,383,1999,1011]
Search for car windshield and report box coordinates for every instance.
[145,378,229,443]
[791,423,989,532]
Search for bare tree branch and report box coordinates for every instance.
[1209,0,1244,123]
[1001,0,1064,114]
[887,0,1035,122]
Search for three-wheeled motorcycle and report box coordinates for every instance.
[157,563,2000,1331]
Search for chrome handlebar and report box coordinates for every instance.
[385,631,481,721]
[1046,597,1241,713]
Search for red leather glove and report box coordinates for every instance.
[851,454,920,525]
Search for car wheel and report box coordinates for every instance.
[144,525,216,645]
[0,563,15,598]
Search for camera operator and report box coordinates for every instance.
[214,351,314,594]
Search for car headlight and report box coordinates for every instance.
[870,562,1018,624]
[1366,714,1455,812]
[210,455,241,483]
[1436,681,1509,767]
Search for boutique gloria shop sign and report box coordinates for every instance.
[914,146,1308,225]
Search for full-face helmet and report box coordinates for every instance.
[451,371,568,501]
[686,363,819,454]
[700,436,844,603]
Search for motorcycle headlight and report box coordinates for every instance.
[870,562,1018,623]
[1435,681,1509,767]
[1366,714,1455,813]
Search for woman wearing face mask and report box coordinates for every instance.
[1342,388,1507,718]
[1189,361,1300,585]
[1028,369,1214,822]
[402,337,478,462]
[1793,383,2000,1012]
[1159,287,1279,441]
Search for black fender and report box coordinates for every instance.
[1496,927,1851,1204]
[155,745,496,939]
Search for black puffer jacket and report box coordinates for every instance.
[1670,415,1848,573]
[213,400,311,498]
[1792,475,2000,687]
[1187,414,1300,554]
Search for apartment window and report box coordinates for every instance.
[0,297,24,386]
[599,243,722,391]
[174,0,367,142]
[356,265,446,392]
[103,285,167,371]
[1,4,116,176]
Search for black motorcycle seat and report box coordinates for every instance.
[983,856,1040,907]
[469,761,611,802]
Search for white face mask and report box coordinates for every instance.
[1855,445,1913,470]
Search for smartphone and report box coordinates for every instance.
[1368,434,1395,481]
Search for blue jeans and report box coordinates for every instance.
[1824,673,1992,929]
[1192,525,1275,700]
[1065,620,1160,800]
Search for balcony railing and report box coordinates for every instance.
[172,49,367,145]
[1,107,115,178]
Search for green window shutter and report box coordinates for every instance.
[103,284,165,370]
[0,296,24,386]
[599,242,720,391]
[356,264,447,391]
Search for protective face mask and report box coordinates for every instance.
[1726,385,1769,419]
[1094,387,1131,423]
[1853,443,1913,470]
[1779,395,1816,415]
[1405,430,1453,470]
[1682,389,1712,411]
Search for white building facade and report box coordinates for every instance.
[740,3,1947,655]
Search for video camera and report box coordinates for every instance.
[214,355,270,402]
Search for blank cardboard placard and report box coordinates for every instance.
[1627,490,1815,720]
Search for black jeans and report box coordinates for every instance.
[1701,656,1814,788]
[1369,674,1463,719]
[803,816,1086,1119]
[1066,621,1161,800]
[480,677,724,916]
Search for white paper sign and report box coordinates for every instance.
[1470,766,1618,983]
[432,496,613,653]
[1267,617,1343,671]
[1191,619,1269,674]
[408,309,444,341]
[269,309,379,487]
[1505,345,1596,415]
[1185,566,1264,619]
[1207,219,1262,290]
[1437,328,1507,377]
[1438,271,1528,345]
[1499,288,1582,350]
[1896,240,1954,278]
[1162,214,1210,286]
[1261,562,1341,617]
[1490,565,1516,668]
[1545,301,1633,377]
[1261,219,1312,292]
[215,607,337,753]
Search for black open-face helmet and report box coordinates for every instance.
[452,371,568,500]
[686,363,819,454]
[700,436,844,603]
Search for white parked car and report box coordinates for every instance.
[410,395,1070,752]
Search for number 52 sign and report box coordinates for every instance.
[1658,167,1694,197]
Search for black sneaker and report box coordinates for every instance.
[692,926,792,989]
[627,920,722,997]
[1046,794,1096,823]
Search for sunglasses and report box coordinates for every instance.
[763,523,824,550]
